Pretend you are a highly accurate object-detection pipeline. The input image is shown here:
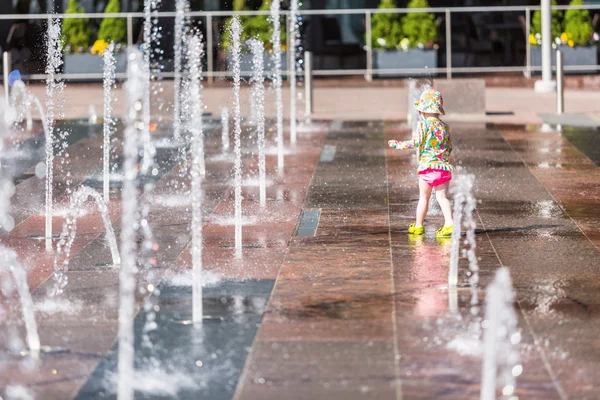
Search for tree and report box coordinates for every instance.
[531,0,562,41]
[98,0,127,45]
[563,0,593,46]
[62,0,92,51]
[371,0,403,50]
[401,0,437,48]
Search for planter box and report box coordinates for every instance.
[227,51,288,77]
[372,49,437,77]
[531,45,598,73]
[63,52,127,75]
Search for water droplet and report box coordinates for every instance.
[502,385,515,396]
[35,162,47,178]
[512,364,523,377]
[510,332,521,344]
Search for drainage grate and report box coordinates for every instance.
[319,145,336,162]
[27,234,60,240]
[294,209,321,237]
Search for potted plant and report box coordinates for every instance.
[531,0,598,72]
[221,0,288,74]
[559,0,599,70]
[95,0,128,73]
[62,0,95,74]
[371,0,438,76]
[530,0,562,68]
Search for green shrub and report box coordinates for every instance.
[62,0,92,52]
[531,0,562,42]
[371,0,403,50]
[98,0,126,45]
[563,0,593,46]
[401,0,437,48]
[221,0,287,52]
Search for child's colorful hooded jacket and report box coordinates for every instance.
[394,118,454,172]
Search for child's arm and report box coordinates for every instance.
[388,139,418,149]
[388,123,423,150]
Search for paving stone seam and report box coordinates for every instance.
[483,124,598,399]
[499,129,600,253]
[386,123,566,398]
[6,124,109,233]
[231,127,328,400]
[19,122,260,302]
[69,123,282,399]
[0,126,258,397]
[22,161,186,303]
[475,199,569,400]
[384,121,407,400]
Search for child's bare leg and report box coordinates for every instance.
[416,178,433,227]
[434,182,454,226]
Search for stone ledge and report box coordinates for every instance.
[434,78,486,115]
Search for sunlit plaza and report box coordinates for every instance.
[1,1,600,399]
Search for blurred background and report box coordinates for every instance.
[1,0,599,78]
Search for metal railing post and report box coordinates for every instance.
[127,14,133,48]
[525,7,531,78]
[365,11,373,81]
[304,51,313,120]
[556,49,564,114]
[3,52,10,104]
[207,13,214,84]
[445,8,452,79]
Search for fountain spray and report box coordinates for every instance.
[448,174,479,300]
[103,43,117,203]
[187,34,205,324]
[141,0,156,174]
[250,39,267,207]
[52,186,121,295]
[480,267,522,400]
[88,105,98,124]
[44,17,65,250]
[10,83,51,169]
[289,0,299,145]
[407,80,418,133]
[221,107,230,154]
[0,101,40,360]
[117,49,146,400]
[1,248,41,361]
[10,81,33,130]
[173,0,190,140]
[270,0,284,173]
[229,16,243,258]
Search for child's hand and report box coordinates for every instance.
[388,140,399,149]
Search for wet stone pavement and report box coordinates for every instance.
[1,118,599,399]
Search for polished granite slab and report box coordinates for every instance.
[1,117,599,400]
[74,280,274,400]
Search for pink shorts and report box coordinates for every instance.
[418,168,452,187]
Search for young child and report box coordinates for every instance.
[388,89,454,237]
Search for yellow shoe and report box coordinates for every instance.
[436,224,453,237]
[408,223,425,235]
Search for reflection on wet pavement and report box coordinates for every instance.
[1,118,599,399]
[561,126,600,166]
